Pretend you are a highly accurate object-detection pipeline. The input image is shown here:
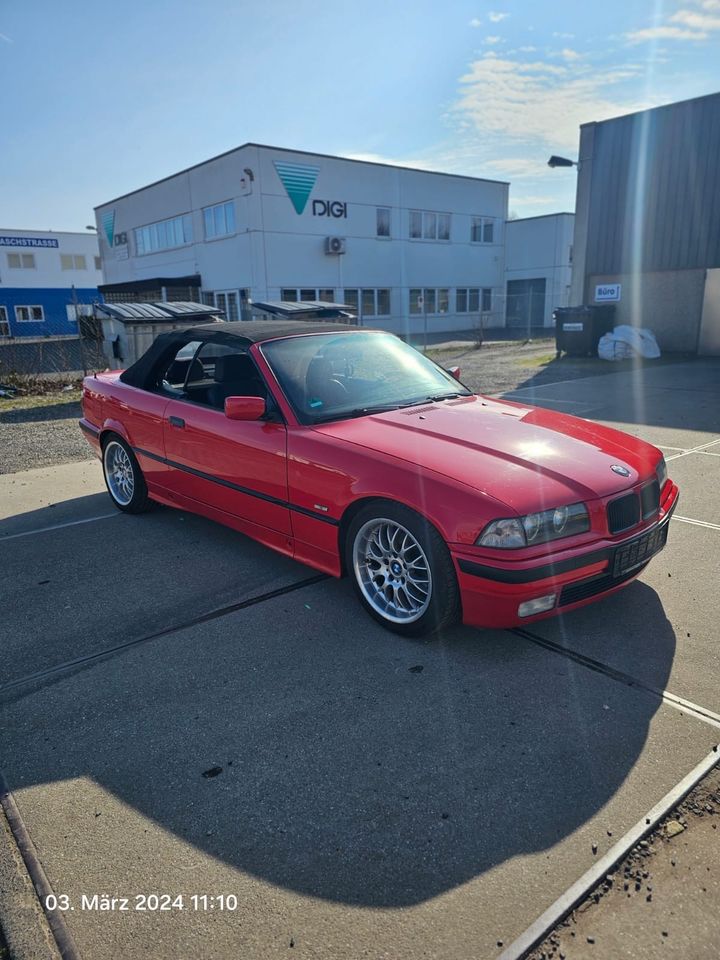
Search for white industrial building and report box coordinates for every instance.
[504,213,574,330]
[95,144,509,335]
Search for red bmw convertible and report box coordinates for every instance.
[80,321,678,636]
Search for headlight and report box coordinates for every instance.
[477,502,590,549]
[656,456,667,491]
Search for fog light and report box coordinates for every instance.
[518,594,557,618]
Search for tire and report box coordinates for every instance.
[345,501,460,637]
[101,435,152,514]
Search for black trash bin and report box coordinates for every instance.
[553,305,615,358]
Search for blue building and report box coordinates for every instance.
[0,229,103,338]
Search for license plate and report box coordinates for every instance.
[612,521,669,577]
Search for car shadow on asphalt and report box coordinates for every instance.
[0,548,677,907]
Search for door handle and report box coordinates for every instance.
[168,416,185,429]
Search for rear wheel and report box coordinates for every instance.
[346,502,460,637]
[102,436,151,514]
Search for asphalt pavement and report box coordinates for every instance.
[0,358,718,959]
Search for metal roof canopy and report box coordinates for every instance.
[96,301,223,323]
[252,300,356,319]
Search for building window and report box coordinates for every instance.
[7,253,36,269]
[377,288,390,316]
[409,288,450,314]
[343,289,358,312]
[482,287,492,313]
[471,217,495,243]
[343,288,391,317]
[281,288,335,303]
[203,201,236,240]
[409,211,451,241]
[457,288,481,312]
[204,290,239,320]
[60,254,87,270]
[0,306,9,337]
[134,213,193,255]
[15,305,44,322]
[376,207,391,237]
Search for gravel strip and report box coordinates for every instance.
[0,401,92,475]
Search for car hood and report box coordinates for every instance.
[314,395,661,514]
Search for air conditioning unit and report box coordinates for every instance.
[325,236,346,255]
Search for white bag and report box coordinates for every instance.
[598,325,661,361]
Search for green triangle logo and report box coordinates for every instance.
[101,209,115,247]
[273,160,320,215]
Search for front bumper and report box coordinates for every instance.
[452,482,679,628]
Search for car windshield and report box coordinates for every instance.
[261,331,472,425]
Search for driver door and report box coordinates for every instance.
[160,343,292,544]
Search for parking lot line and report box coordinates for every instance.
[512,627,720,732]
[666,438,720,461]
[673,515,720,531]
[0,513,119,543]
[498,745,720,960]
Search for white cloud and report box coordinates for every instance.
[484,35,503,45]
[626,24,708,41]
[670,8,720,27]
[552,31,575,39]
[488,11,509,22]
[469,17,482,27]
[453,55,647,150]
[0,31,12,43]
[518,45,537,52]
[626,4,720,42]
[509,194,563,207]
[558,48,583,60]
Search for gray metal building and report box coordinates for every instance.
[571,91,720,354]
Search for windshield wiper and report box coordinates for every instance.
[312,403,407,424]
[426,391,471,402]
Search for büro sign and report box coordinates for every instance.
[595,283,621,302]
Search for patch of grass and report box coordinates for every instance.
[515,352,557,368]
[0,388,82,412]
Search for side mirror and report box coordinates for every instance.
[448,366,461,381]
[224,396,266,421]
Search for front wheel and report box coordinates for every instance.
[346,502,460,637]
[102,436,151,514]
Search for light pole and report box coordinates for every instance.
[547,155,580,170]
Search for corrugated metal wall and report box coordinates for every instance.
[585,93,720,276]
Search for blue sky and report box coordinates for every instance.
[2,0,719,229]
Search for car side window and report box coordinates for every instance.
[160,341,202,395]
[169,342,268,410]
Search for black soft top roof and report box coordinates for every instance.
[119,320,378,389]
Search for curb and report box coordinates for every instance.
[0,797,62,960]
[498,745,720,960]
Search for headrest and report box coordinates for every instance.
[306,356,333,385]
[214,353,255,382]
